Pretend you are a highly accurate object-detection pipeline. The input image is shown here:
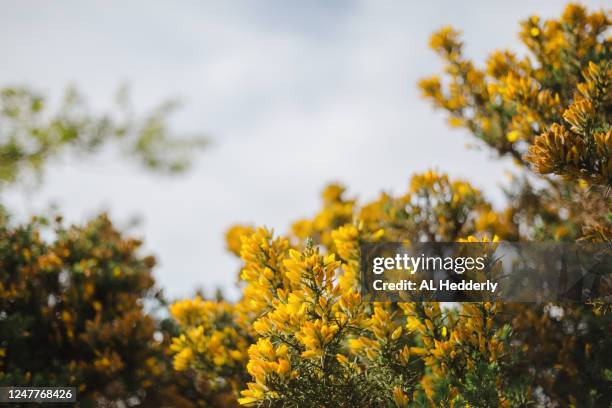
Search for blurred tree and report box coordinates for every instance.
[0,85,207,189]
[0,215,207,407]
[0,85,209,406]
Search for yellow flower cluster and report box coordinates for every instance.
[169,297,249,394]
[225,224,255,256]
[291,183,355,250]
[527,61,611,185]
[419,3,610,186]
[239,339,289,405]
[170,171,520,406]
[237,228,290,320]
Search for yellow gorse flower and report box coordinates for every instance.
[169,4,611,406]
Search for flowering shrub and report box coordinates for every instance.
[170,3,611,407]
[418,4,610,186]
[171,175,532,407]
[0,215,201,407]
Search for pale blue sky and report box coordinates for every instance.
[1,1,608,299]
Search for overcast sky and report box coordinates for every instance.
[1,0,608,300]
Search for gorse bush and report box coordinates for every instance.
[0,79,209,405]
[0,215,203,407]
[170,4,611,408]
[419,5,610,186]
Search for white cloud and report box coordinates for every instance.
[1,0,609,299]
